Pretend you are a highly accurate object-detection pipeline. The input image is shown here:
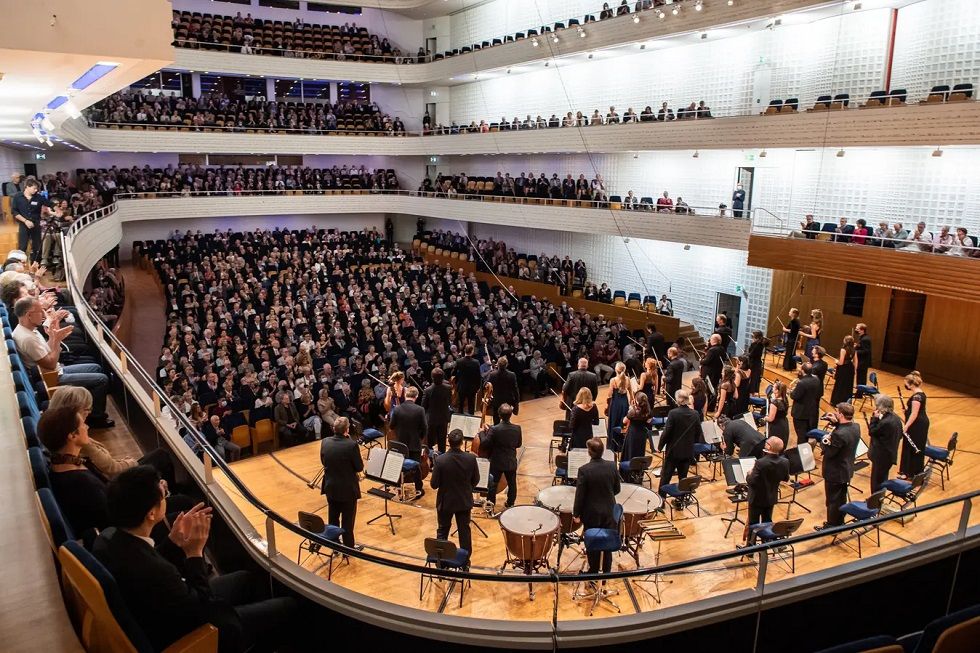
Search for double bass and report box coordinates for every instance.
[471,381,494,458]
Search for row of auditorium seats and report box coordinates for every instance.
[765,83,973,115]
[816,603,980,653]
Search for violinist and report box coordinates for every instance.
[383,371,406,420]
[781,308,801,371]
[606,362,632,439]
[421,368,452,453]
[638,357,659,407]
[747,330,767,396]
[621,393,652,461]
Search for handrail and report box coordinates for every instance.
[61,201,980,593]
[173,39,423,64]
[87,120,419,137]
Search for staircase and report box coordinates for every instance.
[678,321,705,358]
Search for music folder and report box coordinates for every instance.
[785,443,816,475]
[449,413,482,440]
[365,447,404,485]
[740,412,758,432]
[855,436,869,459]
[723,457,757,485]
[475,458,490,491]
[701,420,723,444]
[593,418,607,438]
[567,448,614,478]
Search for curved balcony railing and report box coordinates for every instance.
[60,201,980,648]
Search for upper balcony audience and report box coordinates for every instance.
[87,90,407,135]
[797,215,977,256]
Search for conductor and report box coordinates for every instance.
[430,428,480,555]
[562,358,599,414]
[572,438,621,574]
[744,437,790,544]
[319,417,363,548]
[487,357,520,425]
[485,404,522,512]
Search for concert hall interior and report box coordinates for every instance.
[3,1,980,652]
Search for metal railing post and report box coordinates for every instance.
[265,516,277,558]
[957,497,973,537]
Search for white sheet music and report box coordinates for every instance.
[798,442,816,472]
[630,377,640,393]
[855,437,869,459]
[381,450,405,484]
[593,418,607,438]
[732,457,757,484]
[365,447,387,480]
[701,420,723,444]
[650,432,662,452]
[567,449,588,479]
[740,412,758,432]
[476,458,490,490]
[450,413,483,439]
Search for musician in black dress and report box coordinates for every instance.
[744,437,790,544]
[569,387,600,450]
[830,335,857,406]
[421,368,452,453]
[868,394,902,491]
[453,344,482,415]
[854,323,873,395]
[712,366,737,420]
[900,371,929,478]
[572,438,621,574]
[764,381,791,448]
[781,308,801,371]
[733,356,752,416]
[747,330,767,396]
[814,402,861,530]
[664,347,686,409]
[487,357,520,425]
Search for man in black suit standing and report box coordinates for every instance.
[719,414,765,459]
[658,389,699,496]
[389,386,428,497]
[562,357,599,414]
[453,344,482,415]
[94,466,295,653]
[487,356,520,425]
[854,323,873,395]
[430,428,480,554]
[664,346,686,408]
[320,417,363,548]
[646,322,667,364]
[790,363,822,446]
[572,437,621,574]
[700,334,725,396]
[814,402,861,531]
[713,314,733,353]
[744,436,790,544]
[868,394,902,492]
[486,403,522,511]
[422,368,452,453]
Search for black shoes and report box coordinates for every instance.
[87,417,115,429]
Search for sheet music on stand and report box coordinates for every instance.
[567,448,614,478]
[450,413,483,440]
[701,420,723,444]
[785,442,816,475]
[855,436,869,459]
[740,412,758,432]
[722,457,756,486]
[365,447,404,485]
[649,431,662,452]
[593,418,607,438]
[476,458,490,491]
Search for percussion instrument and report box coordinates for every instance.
[616,484,663,539]
[535,485,579,534]
[498,505,559,599]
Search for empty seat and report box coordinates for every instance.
[764,99,783,115]
[950,82,974,101]
[783,97,799,112]
[627,293,642,308]
[921,84,951,104]
[613,290,627,306]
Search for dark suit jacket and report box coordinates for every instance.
[573,459,621,529]
[320,435,364,502]
[487,421,522,471]
[821,421,861,484]
[93,529,236,653]
[659,406,699,461]
[390,401,427,453]
[430,449,480,513]
[488,369,520,413]
[723,420,765,458]
[664,357,686,397]
[647,331,667,361]
[790,375,821,422]
[454,356,482,391]
[421,381,452,426]
[701,346,725,386]
[747,454,790,507]
[812,359,829,389]
[857,335,873,369]
[563,369,599,403]
[868,412,902,467]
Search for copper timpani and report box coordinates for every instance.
[498,505,559,600]
[535,485,580,534]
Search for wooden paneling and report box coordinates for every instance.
[749,235,980,304]
[71,101,980,156]
[918,296,980,390]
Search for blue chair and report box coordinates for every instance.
[661,475,702,519]
[297,510,346,580]
[612,290,627,306]
[837,489,886,558]
[553,455,569,486]
[747,518,804,571]
[358,427,384,451]
[903,602,980,653]
[389,441,421,498]
[576,504,624,615]
[9,352,25,373]
[626,292,642,308]
[855,371,879,409]
[806,428,827,444]
[924,432,957,490]
[420,538,471,608]
[37,487,75,551]
[22,415,40,449]
[12,368,29,392]
[6,338,16,354]
[17,390,40,421]
[28,446,50,489]
[618,456,652,486]
[881,470,929,513]
[2,326,11,339]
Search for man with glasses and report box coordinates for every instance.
[813,402,861,531]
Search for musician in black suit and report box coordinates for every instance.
[562,358,599,415]
[713,314,733,352]
[487,357,520,425]
[389,386,428,495]
[790,363,822,446]
[868,394,902,492]
[744,437,790,544]
[664,346,686,408]
[658,389,699,496]
[453,344,483,415]
[719,414,765,459]
[94,466,296,653]
[814,402,861,530]
[700,334,725,395]
[421,368,453,453]
[854,323,873,395]
[430,428,480,554]
[646,322,667,363]
[572,438,621,574]
[810,346,829,390]
[320,417,363,548]
[485,404,522,510]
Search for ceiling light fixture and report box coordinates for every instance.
[932,147,943,157]
[633,14,640,23]
[695,0,703,11]
[836,148,846,158]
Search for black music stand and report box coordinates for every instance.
[780,443,816,518]
[453,459,491,540]
[720,458,751,537]
[364,447,404,535]
[629,509,684,604]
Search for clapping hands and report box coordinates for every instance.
[169,502,213,557]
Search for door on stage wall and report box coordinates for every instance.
[882,290,926,369]
[715,292,742,353]
[735,167,755,219]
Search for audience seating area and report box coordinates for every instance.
[796,217,978,257]
[171,9,419,63]
[764,83,973,114]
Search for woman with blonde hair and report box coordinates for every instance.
[800,309,823,359]
[607,361,632,438]
[569,387,599,450]
[900,371,929,478]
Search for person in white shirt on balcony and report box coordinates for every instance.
[903,222,933,252]
[606,106,620,124]
[947,228,975,256]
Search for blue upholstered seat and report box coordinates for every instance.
[881,478,912,495]
[923,444,947,461]
[748,396,767,407]
[840,500,878,521]
[22,415,40,449]
[361,428,383,442]
[749,521,778,541]
[427,547,470,569]
[807,429,827,441]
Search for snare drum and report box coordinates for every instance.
[499,505,559,564]
[536,485,579,533]
[616,484,663,539]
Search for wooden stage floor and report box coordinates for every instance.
[218,363,980,621]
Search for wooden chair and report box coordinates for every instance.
[250,418,277,455]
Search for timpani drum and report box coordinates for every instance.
[616,484,663,539]
[498,505,559,599]
[535,485,580,534]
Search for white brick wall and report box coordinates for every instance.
[892,0,980,99]
[450,0,598,51]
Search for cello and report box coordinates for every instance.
[471,381,494,458]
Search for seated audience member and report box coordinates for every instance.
[600,3,614,20]
[800,215,819,238]
[591,109,603,125]
[948,227,975,256]
[932,225,954,253]
[871,221,893,246]
[657,102,674,121]
[624,190,639,209]
[12,296,114,428]
[658,294,673,316]
[94,465,297,653]
[274,389,311,446]
[202,414,242,461]
[833,217,854,243]
[606,106,620,124]
[656,191,673,212]
[697,100,712,118]
[598,283,613,303]
[675,197,691,214]
[852,218,869,245]
[617,0,631,16]
[903,221,932,252]
[891,222,909,245]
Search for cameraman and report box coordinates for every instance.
[11,178,61,263]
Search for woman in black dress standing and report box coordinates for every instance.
[691,377,709,420]
[747,330,767,395]
[569,387,600,450]
[765,381,791,448]
[712,366,737,420]
[781,308,801,371]
[830,335,857,406]
[621,393,652,461]
[900,371,929,478]
[733,356,753,417]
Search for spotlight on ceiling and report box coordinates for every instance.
[836,148,846,158]
[633,14,640,23]
[695,1,704,11]
[932,147,943,157]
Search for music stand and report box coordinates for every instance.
[849,436,870,495]
[450,413,483,451]
[648,430,663,478]
[780,443,816,518]
[593,418,607,439]
[459,458,491,539]
[365,447,405,535]
[698,420,725,482]
[720,458,756,537]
